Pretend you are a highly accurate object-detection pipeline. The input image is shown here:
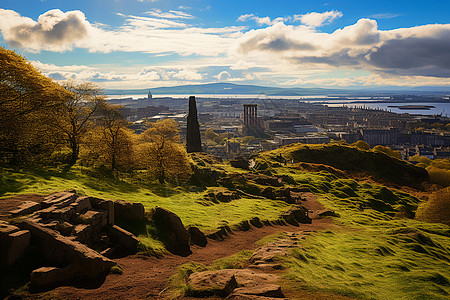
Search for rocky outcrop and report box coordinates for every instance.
[232,284,284,298]
[188,270,238,297]
[188,269,284,299]
[249,217,263,228]
[22,220,116,291]
[204,189,240,203]
[0,221,30,266]
[9,201,41,216]
[4,192,145,291]
[250,231,306,269]
[186,96,202,153]
[207,225,232,241]
[188,226,207,247]
[114,200,145,222]
[152,207,191,256]
[317,209,339,218]
[108,225,139,252]
[230,157,250,170]
[281,205,311,226]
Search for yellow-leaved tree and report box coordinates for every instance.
[81,102,134,172]
[136,119,192,184]
[49,81,104,167]
[0,47,69,164]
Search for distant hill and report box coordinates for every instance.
[105,83,348,96]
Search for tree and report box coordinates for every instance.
[50,81,104,167]
[82,103,133,172]
[137,119,192,184]
[205,128,222,144]
[373,145,401,159]
[352,140,370,151]
[0,47,69,164]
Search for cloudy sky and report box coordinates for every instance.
[1,0,450,90]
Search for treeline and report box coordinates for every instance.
[0,47,190,183]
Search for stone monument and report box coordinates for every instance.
[186,96,202,153]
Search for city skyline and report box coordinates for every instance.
[1,0,450,89]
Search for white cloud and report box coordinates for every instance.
[0,9,92,52]
[31,60,95,72]
[234,19,450,78]
[294,10,343,27]
[168,69,203,80]
[237,14,286,26]
[0,9,244,56]
[216,71,231,80]
[145,9,194,19]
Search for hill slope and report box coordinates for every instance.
[257,143,428,187]
[105,82,347,96]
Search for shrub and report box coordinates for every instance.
[372,145,401,159]
[426,166,450,187]
[415,187,450,225]
[352,140,370,150]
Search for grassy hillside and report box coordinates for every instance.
[1,144,449,299]
[257,143,428,187]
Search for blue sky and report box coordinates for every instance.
[1,0,450,89]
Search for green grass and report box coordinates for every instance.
[2,146,449,300]
[267,162,450,300]
[284,226,450,300]
[211,250,254,270]
[0,167,290,233]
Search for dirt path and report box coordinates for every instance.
[41,219,335,300]
[4,192,349,299]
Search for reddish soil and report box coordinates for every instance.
[3,193,352,300]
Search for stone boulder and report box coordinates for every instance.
[236,220,251,231]
[188,226,207,247]
[9,201,41,216]
[21,220,116,290]
[249,217,263,228]
[261,187,294,204]
[0,221,30,266]
[152,207,191,256]
[281,205,311,226]
[114,200,145,222]
[232,284,284,298]
[188,269,283,299]
[188,270,238,297]
[207,226,231,241]
[230,157,249,170]
[243,173,283,187]
[41,192,78,209]
[317,209,339,218]
[204,189,239,203]
[108,225,139,252]
[71,196,92,213]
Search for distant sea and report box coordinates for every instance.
[106,94,450,117]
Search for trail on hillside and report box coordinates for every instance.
[26,193,351,300]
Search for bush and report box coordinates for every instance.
[426,166,450,187]
[415,187,450,225]
[352,140,370,150]
[372,145,401,159]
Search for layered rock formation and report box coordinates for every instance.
[2,191,144,291]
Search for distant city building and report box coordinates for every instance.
[360,129,399,146]
[243,104,258,126]
[242,104,265,136]
[274,134,330,146]
[148,90,152,99]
